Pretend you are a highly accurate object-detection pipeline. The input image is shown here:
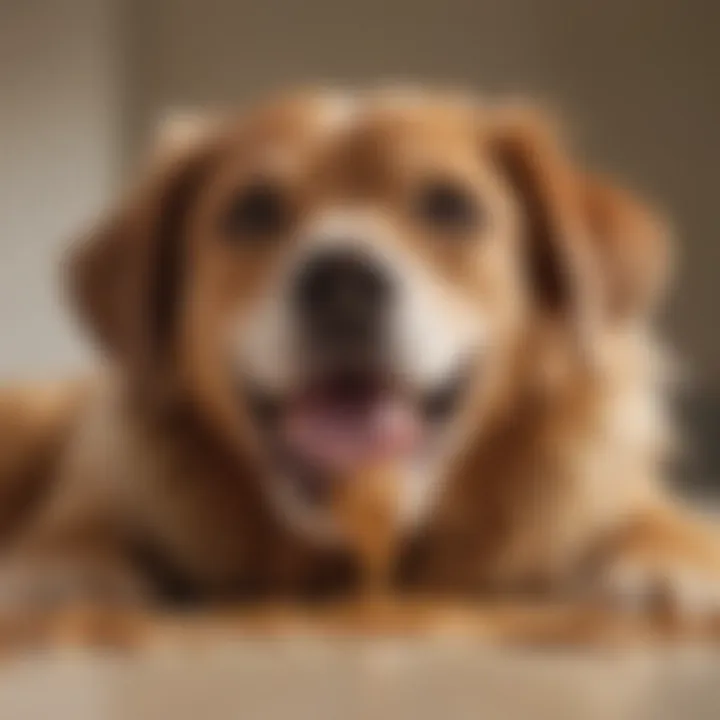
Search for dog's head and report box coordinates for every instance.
[68,89,670,543]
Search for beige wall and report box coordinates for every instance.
[0,0,122,377]
[126,0,720,388]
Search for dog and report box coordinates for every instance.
[0,87,718,618]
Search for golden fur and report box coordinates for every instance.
[0,88,718,621]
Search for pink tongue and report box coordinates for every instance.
[283,394,421,471]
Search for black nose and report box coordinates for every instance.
[293,248,392,351]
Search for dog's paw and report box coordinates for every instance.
[0,555,150,616]
[592,555,720,620]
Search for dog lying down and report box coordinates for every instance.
[1,86,720,646]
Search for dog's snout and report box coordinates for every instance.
[296,249,391,312]
[293,248,392,349]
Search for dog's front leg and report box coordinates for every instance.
[0,472,152,615]
[589,501,720,618]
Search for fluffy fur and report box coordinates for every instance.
[0,88,718,618]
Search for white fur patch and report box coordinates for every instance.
[316,93,359,132]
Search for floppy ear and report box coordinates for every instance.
[488,107,671,330]
[578,173,671,322]
[66,125,219,373]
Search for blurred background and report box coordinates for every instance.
[0,0,718,478]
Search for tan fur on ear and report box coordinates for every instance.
[487,107,603,369]
[488,106,671,327]
[66,137,219,372]
[580,175,671,322]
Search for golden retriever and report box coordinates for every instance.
[0,87,718,622]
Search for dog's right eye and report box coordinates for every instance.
[415,179,480,235]
[222,182,289,240]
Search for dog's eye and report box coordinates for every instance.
[223,182,288,240]
[416,180,479,233]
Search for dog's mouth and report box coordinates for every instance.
[246,366,470,506]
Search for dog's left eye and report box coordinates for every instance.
[415,180,479,233]
[223,182,289,240]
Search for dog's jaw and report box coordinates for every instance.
[266,445,456,545]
